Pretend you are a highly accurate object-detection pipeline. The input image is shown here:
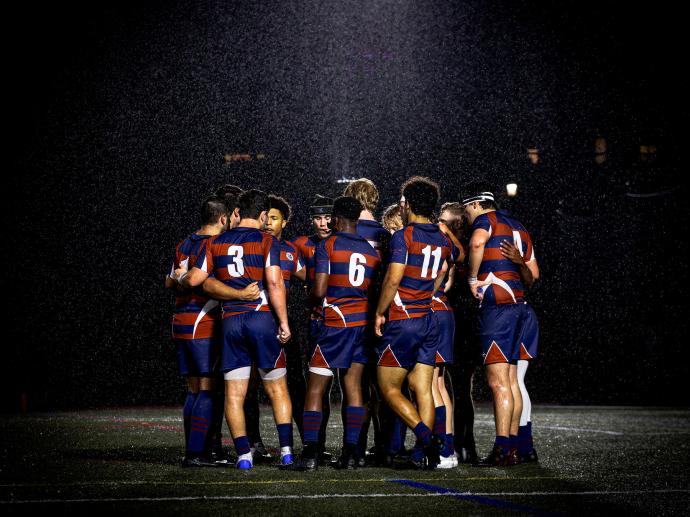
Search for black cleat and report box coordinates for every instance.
[457,446,479,464]
[475,445,510,467]
[520,448,539,464]
[182,455,225,468]
[210,449,236,467]
[251,441,273,463]
[333,446,358,470]
[423,434,444,469]
[294,443,318,471]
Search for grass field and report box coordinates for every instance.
[1,405,688,515]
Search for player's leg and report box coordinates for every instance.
[299,369,333,469]
[285,317,306,440]
[482,362,513,466]
[182,376,199,459]
[508,362,522,464]
[336,362,366,469]
[517,304,539,462]
[260,367,294,467]
[244,366,271,462]
[224,368,253,468]
[435,366,457,468]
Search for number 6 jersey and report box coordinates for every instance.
[314,232,380,328]
[196,227,281,317]
[388,223,459,321]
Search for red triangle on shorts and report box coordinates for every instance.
[519,343,533,360]
[378,344,402,367]
[310,345,330,368]
[435,351,446,364]
[274,348,287,368]
[484,341,508,364]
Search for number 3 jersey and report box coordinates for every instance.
[389,223,459,321]
[314,232,380,328]
[195,227,281,317]
[472,211,535,307]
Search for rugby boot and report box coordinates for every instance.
[294,443,318,471]
[520,448,539,464]
[475,445,510,467]
[457,446,479,464]
[333,445,358,470]
[506,448,521,466]
[251,441,273,463]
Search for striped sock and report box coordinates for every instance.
[388,416,404,454]
[345,406,366,445]
[277,423,293,449]
[233,435,251,456]
[188,390,213,454]
[303,410,322,444]
[509,434,518,451]
[445,433,455,455]
[433,406,446,439]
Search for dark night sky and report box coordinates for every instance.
[3,1,688,410]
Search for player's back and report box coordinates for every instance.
[317,232,380,327]
[474,210,534,306]
[171,233,219,340]
[389,223,456,321]
[201,227,279,316]
[356,219,390,262]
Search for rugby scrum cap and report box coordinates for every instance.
[309,194,333,216]
[460,189,495,205]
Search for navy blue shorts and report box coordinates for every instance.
[176,337,220,376]
[221,311,286,372]
[478,303,538,365]
[432,310,455,365]
[518,304,539,360]
[377,314,439,368]
[309,325,367,369]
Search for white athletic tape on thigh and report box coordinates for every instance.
[309,367,334,377]
[259,367,286,380]
[224,366,251,380]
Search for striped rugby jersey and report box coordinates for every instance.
[196,227,281,317]
[472,211,535,307]
[170,233,219,340]
[314,232,380,327]
[278,238,303,290]
[389,223,460,321]
[356,219,390,262]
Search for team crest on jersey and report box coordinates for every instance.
[286,252,294,261]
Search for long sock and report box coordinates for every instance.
[433,405,447,438]
[445,433,455,455]
[188,390,213,454]
[210,387,224,453]
[277,423,293,449]
[303,410,322,445]
[495,435,510,455]
[519,421,534,454]
[244,389,261,445]
[183,391,197,450]
[509,434,518,451]
[388,415,405,454]
[233,435,251,456]
[345,406,366,446]
[411,422,433,461]
[357,413,370,458]
[318,388,331,452]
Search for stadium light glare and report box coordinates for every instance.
[506,183,518,197]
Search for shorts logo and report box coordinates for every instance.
[286,253,294,261]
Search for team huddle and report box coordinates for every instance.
[166,176,540,470]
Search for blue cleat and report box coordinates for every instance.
[237,459,253,470]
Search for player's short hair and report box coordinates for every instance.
[268,194,291,222]
[382,203,402,231]
[238,189,270,220]
[215,184,244,211]
[343,178,379,213]
[309,194,333,217]
[401,176,440,218]
[333,196,363,222]
[459,181,498,210]
[440,201,464,219]
[201,195,228,225]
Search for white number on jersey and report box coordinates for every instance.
[348,253,367,286]
[226,245,245,277]
[420,245,442,279]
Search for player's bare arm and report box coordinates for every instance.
[468,228,489,299]
[438,222,466,263]
[202,276,261,301]
[499,240,536,288]
[178,266,208,289]
[374,262,405,337]
[308,272,328,311]
[265,264,291,343]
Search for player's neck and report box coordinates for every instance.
[198,224,223,236]
[358,210,376,221]
[338,223,358,234]
[238,219,262,229]
[408,213,431,225]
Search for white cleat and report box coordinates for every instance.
[437,454,457,469]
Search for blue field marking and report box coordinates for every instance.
[387,479,559,516]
